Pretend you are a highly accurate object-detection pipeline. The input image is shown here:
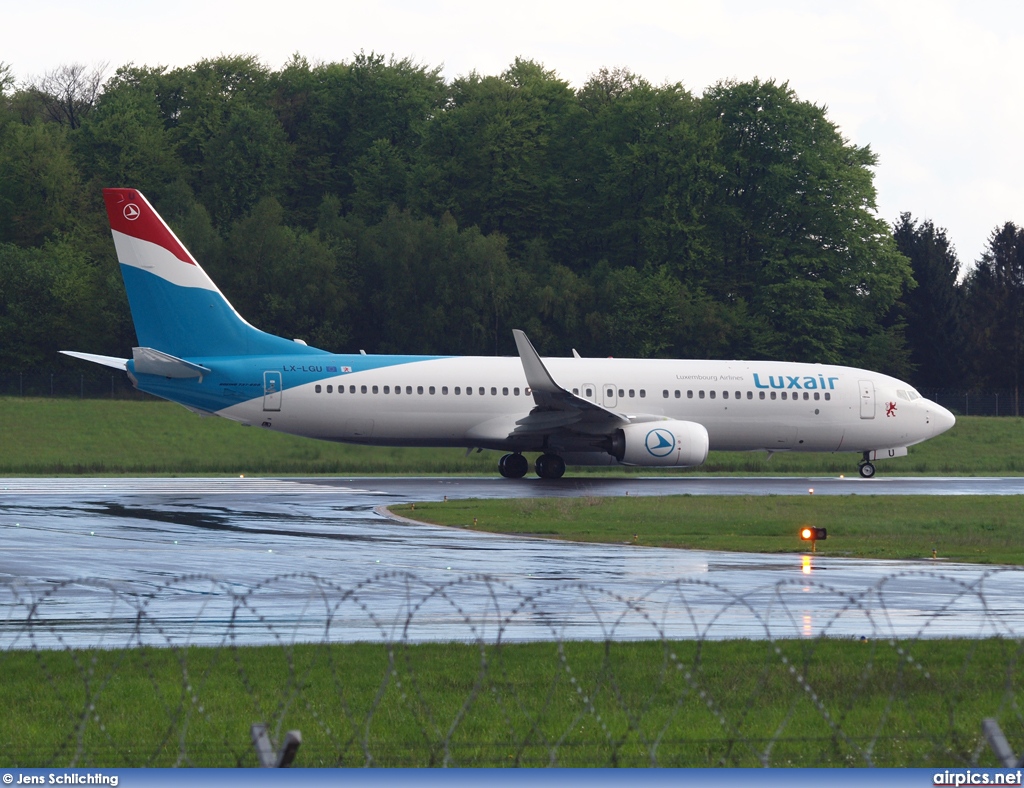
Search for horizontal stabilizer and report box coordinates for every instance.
[60,351,128,371]
[132,347,212,380]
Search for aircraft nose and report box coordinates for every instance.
[928,402,956,436]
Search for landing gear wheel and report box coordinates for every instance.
[535,453,566,480]
[858,462,876,479]
[498,452,528,479]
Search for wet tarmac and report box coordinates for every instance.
[1,476,1022,648]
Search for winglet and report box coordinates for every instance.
[512,329,561,395]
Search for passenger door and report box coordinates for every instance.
[858,379,875,419]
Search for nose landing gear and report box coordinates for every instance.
[858,452,876,478]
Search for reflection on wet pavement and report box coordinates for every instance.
[2,477,1022,647]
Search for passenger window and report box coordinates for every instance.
[315,384,322,393]
[723,391,729,399]
[759,391,765,400]
[699,391,705,399]
[814,392,819,400]
[675,390,681,399]
[803,392,809,400]
[585,387,593,397]
[608,388,614,398]
[628,389,635,398]
[361,385,367,394]
[372,385,379,394]
[503,387,509,395]
[640,390,646,398]
[328,384,334,393]
[824,393,831,401]
[455,387,461,394]
[480,387,485,395]
[429,386,435,394]
[770,392,776,400]
[514,387,520,396]
[573,388,579,395]
[526,387,532,395]
[395,386,401,395]
[736,391,741,399]
[746,391,752,399]
[663,390,669,398]
[442,386,448,394]
[781,391,787,400]
[466,387,472,395]
[417,386,423,394]
[709,390,716,399]
[491,387,496,395]
[407,386,413,394]
[687,390,693,399]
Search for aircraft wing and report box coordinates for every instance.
[511,329,629,436]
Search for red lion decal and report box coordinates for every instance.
[886,401,897,417]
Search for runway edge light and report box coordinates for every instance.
[800,526,827,542]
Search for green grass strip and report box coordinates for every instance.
[1,639,1021,768]
[395,495,1024,564]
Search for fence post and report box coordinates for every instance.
[251,723,301,767]
[983,718,1022,767]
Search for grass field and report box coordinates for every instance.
[2,638,1020,768]
[0,397,1022,476]
[394,494,1024,564]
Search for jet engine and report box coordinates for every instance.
[610,420,709,467]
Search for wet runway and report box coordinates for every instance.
[1,476,1023,648]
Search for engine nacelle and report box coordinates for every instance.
[610,420,709,467]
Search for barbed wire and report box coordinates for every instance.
[1,569,1023,767]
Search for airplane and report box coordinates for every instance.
[63,188,956,480]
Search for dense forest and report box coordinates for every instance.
[0,54,1020,396]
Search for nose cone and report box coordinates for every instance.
[929,402,956,436]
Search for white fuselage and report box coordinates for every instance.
[217,355,953,458]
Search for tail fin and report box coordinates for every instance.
[104,188,325,358]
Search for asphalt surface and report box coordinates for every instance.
[1,476,1022,648]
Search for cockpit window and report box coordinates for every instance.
[908,389,921,400]
[897,390,909,400]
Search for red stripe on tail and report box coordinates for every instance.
[103,188,196,265]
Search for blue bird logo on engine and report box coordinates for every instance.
[645,428,676,457]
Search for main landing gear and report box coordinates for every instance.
[498,452,529,479]
[497,452,566,480]
[858,452,876,479]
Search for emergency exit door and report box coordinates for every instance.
[263,371,282,411]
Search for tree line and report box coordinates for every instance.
[0,55,1019,399]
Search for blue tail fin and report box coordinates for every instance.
[104,188,326,359]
